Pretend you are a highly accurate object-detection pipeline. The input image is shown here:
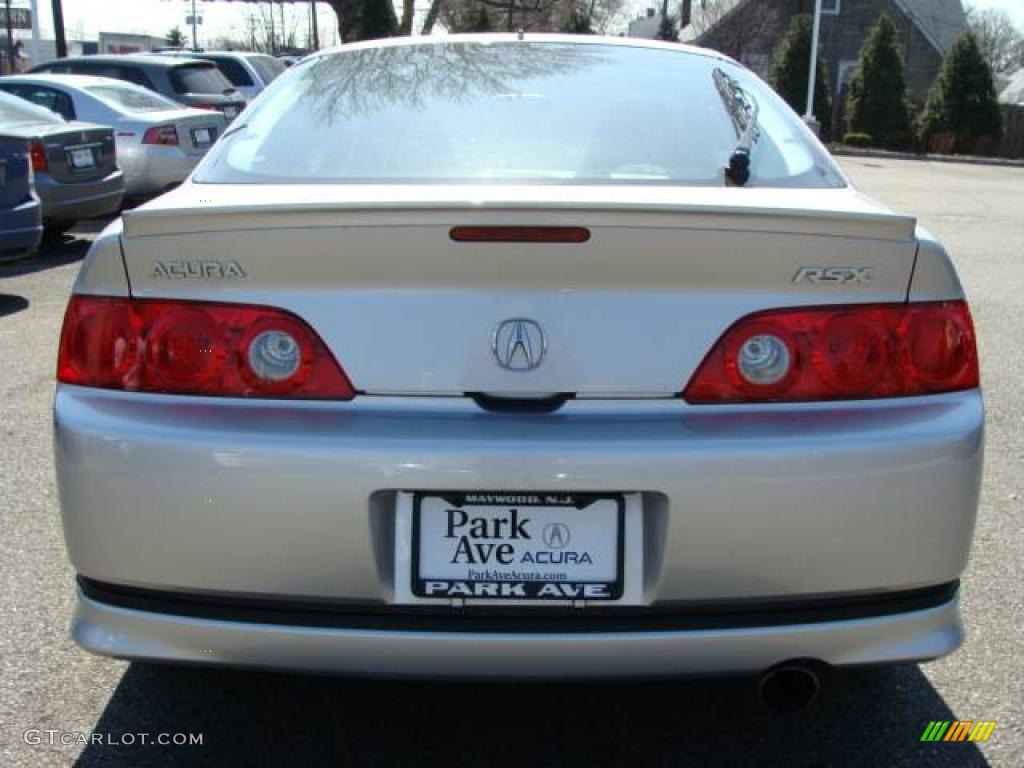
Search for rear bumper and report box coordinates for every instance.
[36,170,124,221]
[73,579,964,677]
[55,387,984,604]
[0,198,43,260]
[120,147,200,197]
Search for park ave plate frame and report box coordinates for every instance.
[394,491,644,607]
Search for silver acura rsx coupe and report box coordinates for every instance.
[53,35,982,694]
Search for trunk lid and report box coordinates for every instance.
[121,184,918,397]
[35,122,117,184]
[147,109,227,156]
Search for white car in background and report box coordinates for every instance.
[0,74,226,199]
[157,51,286,102]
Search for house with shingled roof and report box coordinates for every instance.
[679,0,969,134]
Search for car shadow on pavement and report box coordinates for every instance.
[76,662,989,767]
[0,236,91,278]
[0,294,29,318]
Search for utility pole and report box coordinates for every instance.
[804,0,822,133]
[279,0,286,51]
[268,1,276,55]
[4,0,14,75]
[310,0,319,51]
[51,0,66,57]
[190,0,199,51]
[29,0,40,66]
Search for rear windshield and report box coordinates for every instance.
[0,90,64,125]
[86,83,180,112]
[207,56,254,87]
[196,42,845,188]
[247,55,286,85]
[170,63,234,95]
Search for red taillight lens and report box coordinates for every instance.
[57,296,355,400]
[29,140,48,172]
[192,103,218,111]
[683,302,978,403]
[141,125,179,146]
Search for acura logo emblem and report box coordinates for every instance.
[542,522,571,550]
[492,319,546,371]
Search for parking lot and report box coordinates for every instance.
[0,156,1021,767]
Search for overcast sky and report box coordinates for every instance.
[17,0,1024,45]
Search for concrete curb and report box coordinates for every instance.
[831,146,1024,169]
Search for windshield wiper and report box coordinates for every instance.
[712,68,760,187]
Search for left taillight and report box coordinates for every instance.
[142,125,179,146]
[57,296,355,400]
[683,301,979,404]
[29,140,48,172]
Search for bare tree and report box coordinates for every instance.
[244,6,304,54]
[434,0,623,33]
[966,6,1024,75]
[688,0,781,63]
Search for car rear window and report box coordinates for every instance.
[170,63,234,95]
[207,56,254,87]
[0,90,65,125]
[86,83,180,112]
[247,55,285,85]
[196,42,845,189]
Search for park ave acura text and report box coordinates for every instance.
[53,36,982,703]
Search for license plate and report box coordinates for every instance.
[223,106,238,119]
[192,127,212,145]
[397,491,641,604]
[67,147,95,169]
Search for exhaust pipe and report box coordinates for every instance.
[757,662,821,714]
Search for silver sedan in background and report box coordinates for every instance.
[0,75,226,199]
[0,91,122,235]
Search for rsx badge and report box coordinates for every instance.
[792,266,873,284]
[151,260,246,279]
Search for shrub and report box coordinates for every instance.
[843,132,874,147]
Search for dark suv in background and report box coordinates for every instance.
[28,55,246,122]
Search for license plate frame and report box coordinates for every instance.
[67,147,96,170]
[395,491,644,606]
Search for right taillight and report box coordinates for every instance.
[683,301,979,403]
[57,296,355,400]
[142,125,179,146]
[29,140,48,172]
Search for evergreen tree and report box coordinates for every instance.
[769,14,832,135]
[165,27,185,48]
[846,14,912,148]
[468,6,494,31]
[657,0,678,42]
[919,33,1003,154]
[562,7,594,34]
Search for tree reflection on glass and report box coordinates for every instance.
[300,42,604,123]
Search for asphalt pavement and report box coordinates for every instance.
[1,158,1021,767]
